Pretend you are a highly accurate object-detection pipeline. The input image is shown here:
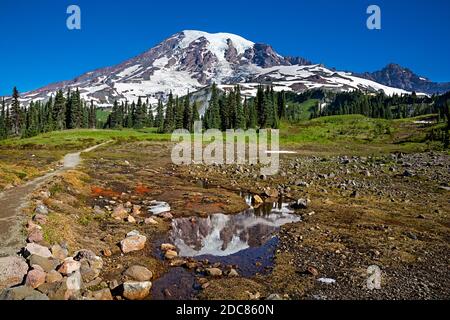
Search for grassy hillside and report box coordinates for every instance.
[279,114,444,154]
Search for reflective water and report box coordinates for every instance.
[169,195,301,257]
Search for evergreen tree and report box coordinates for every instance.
[235,86,245,129]
[192,101,200,129]
[155,100,165,131]
[163,92,175,132]
[174,96,184,129]
[10,87,22,136]
[183,92,193,131]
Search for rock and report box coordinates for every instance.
[148,201,171,215]
[264,188,279,198]
[164,250,178,260]
[58,258,81,275]
[88,288,113,300]
[120,235,147,254]
[160,212,173,219]
[144,217,158,225]
[227,269,239,277]
[102,248,112,257]
[0,256,29,290]
[132,205,141,215]
[24,243,52,258]
[35,204,49,215]
[266,293,284,300]
[33,214,48,225]
[161,243,177,252]
[169,259,186,267]
[403,170,414,177]
[46,270,63,284]
[0,285,49,300]
[25,269,46,289]
[405,231,418,240]
[127,215,136,223]
[290,198,310,210]
[26,220,42,233]
[111,204,128,220]
[206,268,222,277]
[306,266,319,277]
[51,244,68,260]
[123,265,153,282]
[27,228,44,243]
[122,281,152,300]
[126,230,140,237]
[66,270,82,291]
[93,205,105,215]
[253,195,263,204]
[28,255,59,272]
[80,260,101,283]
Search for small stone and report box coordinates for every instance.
[58,258,81,275]
[88,288,113,300]
[122,281,152,300]
[35,204,49,215]
[161,243,177,252]
[120,235,147,254]
[290,198,310,210]
[123,265,153,282]
[307,266,319,277]
[253,195,263,204]
[25,269,46,289]
[46,270,63,284]
[264,188,279,198]
[27,228,44,243]
[0,285,49,300]
[111,204,128,220]
[206,268,222,277]
[144,217,158,225]
[227,269,239,277]
[164,250,178,260]
[0,256,29,290]
[66,270,82,291]
[51,244,68,260]
[24,243,52,259]
[28,255,59,273]
[33,214,48,225]
[160,212,173,219]
[266,293,284,300]
[102,248,112,257]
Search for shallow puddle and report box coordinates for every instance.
[170,195,300,257]
[151,194,301,299]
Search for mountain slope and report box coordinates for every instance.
[18,31,432,107]
[358,63,450,94]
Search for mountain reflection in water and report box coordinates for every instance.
[170,195,301,257]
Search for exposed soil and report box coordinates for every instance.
[5,140,449,300]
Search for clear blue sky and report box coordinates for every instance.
[1,0,449,95]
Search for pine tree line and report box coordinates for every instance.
[0,87,97,140]
[203,84,285,130]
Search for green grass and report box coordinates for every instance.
[0,128,172,150]
[96,109,111,123]
[287,99,318,121]
[279,114,443,154]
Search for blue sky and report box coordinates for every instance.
[0,0,449,95]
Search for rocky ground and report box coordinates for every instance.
[0,141,449,300]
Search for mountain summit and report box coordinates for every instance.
[358,63,450,94]
[20,31,444,106]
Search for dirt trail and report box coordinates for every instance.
[0,142,111,257]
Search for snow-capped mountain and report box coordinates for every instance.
[20,30,420,107]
